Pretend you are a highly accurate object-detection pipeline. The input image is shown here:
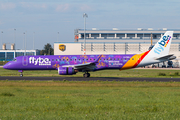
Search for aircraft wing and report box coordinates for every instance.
[74,62,97,71]
[61,55,103,71]
[61,62,96,71]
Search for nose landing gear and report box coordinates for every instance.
[18,70,23,77]
[20,72,23,77]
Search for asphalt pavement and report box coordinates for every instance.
[0,76,179,82]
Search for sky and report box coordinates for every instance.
[0,0,180,50]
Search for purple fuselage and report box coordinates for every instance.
[3,54,135,71]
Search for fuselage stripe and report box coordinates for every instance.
[133,50,150,68]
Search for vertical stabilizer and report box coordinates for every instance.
[151,31,173,58]
[138,31,173,66]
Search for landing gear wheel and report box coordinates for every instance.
[162,65,166,68]
[84,73,88,78]
[20,73,23,77]
[162,62,166,68]
[83,73,90,78]
[87,73,90,77]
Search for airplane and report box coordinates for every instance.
[3,31,176,77]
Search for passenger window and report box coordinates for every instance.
[52,59,54,61]
[121,58,123,60]
[67,59,69,61]
[132,58,134,60]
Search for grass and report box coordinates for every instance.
[0,67,180,78]
[1,81,180,119]
[0,61,8,66]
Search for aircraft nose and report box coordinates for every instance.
[3,62,12,69]
[3,63,8,69]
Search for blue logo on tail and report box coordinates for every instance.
[154,35,171,54]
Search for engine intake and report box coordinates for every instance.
[58,67,76,75]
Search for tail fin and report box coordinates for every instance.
[151,31,173,58]
[120,31,174,70]
[137,31,174,66]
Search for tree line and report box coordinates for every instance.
[40,43,54,55]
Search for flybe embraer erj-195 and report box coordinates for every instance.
[3,31,176,77]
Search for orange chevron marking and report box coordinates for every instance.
[120,50,150,70]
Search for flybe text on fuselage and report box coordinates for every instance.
[154,35,171,54]
[29,57,51,66]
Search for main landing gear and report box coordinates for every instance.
[83,71,90,78]
[162,62,166,68]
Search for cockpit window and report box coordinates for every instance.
[13,59,17,61]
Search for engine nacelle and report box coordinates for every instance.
[58,67,76,75]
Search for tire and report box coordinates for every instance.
[84,73,88,78]
[87,73,90,77]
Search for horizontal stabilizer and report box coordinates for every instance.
[155,54,176,60]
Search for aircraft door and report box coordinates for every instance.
[22,56,28,66]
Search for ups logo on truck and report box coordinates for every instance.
[59,44,66,51]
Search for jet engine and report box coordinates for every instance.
[58,67,76,75]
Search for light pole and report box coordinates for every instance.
[1,31,3,49]
[57,32,59,42]
[83,13,88,55]
[33,32,35,50]
[23,32,26,55]
[25,32,26,56]
[14,29,16,57]
[23,33,25,50]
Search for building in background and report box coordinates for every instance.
[0,43,40,61]
[74,28,180,43]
